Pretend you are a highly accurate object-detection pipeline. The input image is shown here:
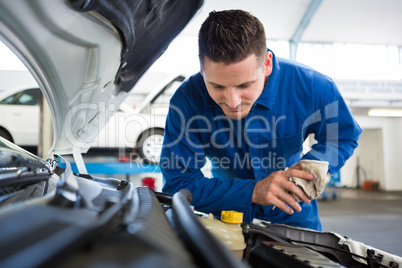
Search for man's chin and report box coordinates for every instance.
[223,110,249,120]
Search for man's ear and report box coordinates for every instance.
[264,52,273,76]
[200,64,204,76]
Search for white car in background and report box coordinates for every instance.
[0,74,185,163]
[0,85,40,146]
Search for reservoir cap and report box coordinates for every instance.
[221,210,243,223]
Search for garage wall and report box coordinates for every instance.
[382,117,402,190]
[341,116,402,191]
[340,129,385,187]
[0,70,37,90]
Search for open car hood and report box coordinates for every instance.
[0,0,203,155]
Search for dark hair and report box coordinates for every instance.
[198,9,267,67]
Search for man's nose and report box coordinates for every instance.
[225,88,241,108]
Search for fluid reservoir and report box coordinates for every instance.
[199,210,246,259]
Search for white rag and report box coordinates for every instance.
[288,159,329,202]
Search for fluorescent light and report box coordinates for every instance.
[368,108,402,117]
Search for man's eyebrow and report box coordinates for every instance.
[207,81,224,87]
[236,80,257,87]
[207,79,257,88]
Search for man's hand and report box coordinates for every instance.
[252,166,314,214]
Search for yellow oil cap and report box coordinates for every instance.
[221,210,243,223]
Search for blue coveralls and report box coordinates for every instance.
[160,51,362,231]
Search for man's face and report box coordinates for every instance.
[201,52,273,120]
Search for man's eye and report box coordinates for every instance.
[213,85,224,89]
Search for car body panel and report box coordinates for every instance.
[0,86,168,156]
[0,0,124,154]
[0,0,200,155]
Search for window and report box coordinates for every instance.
[0,93,18,104]
[15,88,40,105]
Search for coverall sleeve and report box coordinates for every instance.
[301,78,362,174]
[160,94,258,222]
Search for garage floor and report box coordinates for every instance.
[318,187,402,256]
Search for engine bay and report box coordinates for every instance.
[0,155,401,268]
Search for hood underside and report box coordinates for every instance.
[0,0,202,155]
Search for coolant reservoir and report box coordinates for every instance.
[199,210,246,259]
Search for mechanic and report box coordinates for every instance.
[160,9,362,231]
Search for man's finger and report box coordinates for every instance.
[290,165,302,170]
[277,188,303,212]
[285,168,314,180]
[279,179,311,205]
[273,199,295,215]
[289,183,311,204]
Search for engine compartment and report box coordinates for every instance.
[0,161,401,268]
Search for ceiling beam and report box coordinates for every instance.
[289,0,323,60]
